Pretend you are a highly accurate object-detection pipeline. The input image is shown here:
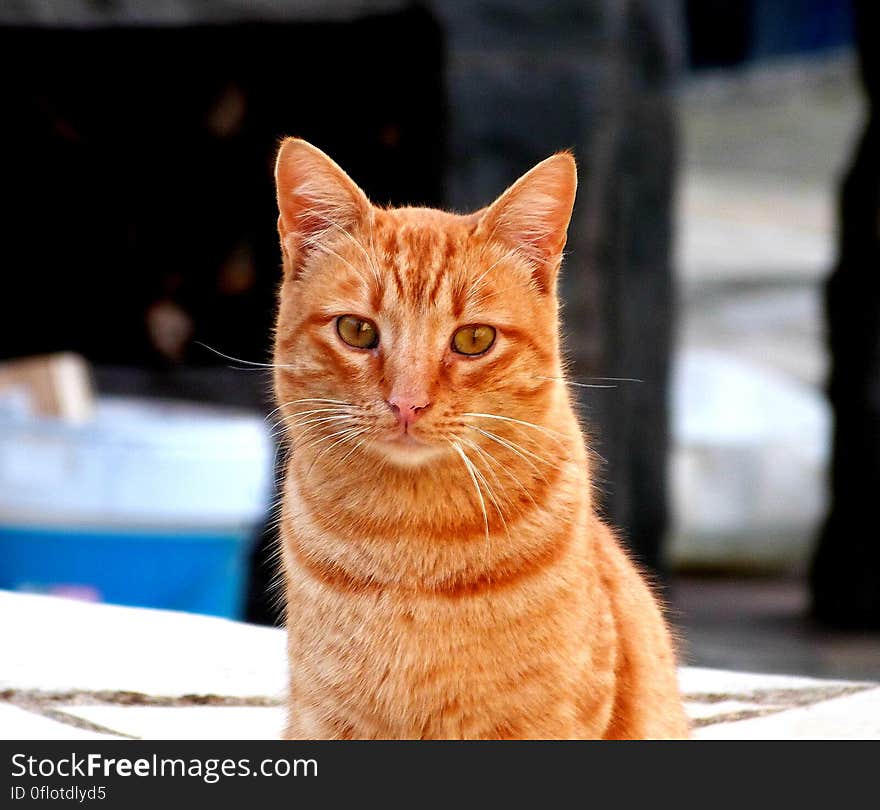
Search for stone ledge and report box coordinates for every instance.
[2,591,877,740]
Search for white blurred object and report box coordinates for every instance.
[670,348,830,572]
[0,396,273,529]
[676,176,834,284]
[0,353,95,423]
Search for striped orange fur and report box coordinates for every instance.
[273,138,689,739]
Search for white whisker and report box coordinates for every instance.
[332,435,371,469]
[536,375,643,389]
[277,409,358,425]
[304,427,369,478]
[468,426,553,486]
[284,414,361,431]
[463,412,568,446]
[194,342,295,370]
[281,407,358,422]
[266,399,358,423]
[458,438,514,539]
[449,441,490,546]
[295,423,362,453]
[462,434,541,512]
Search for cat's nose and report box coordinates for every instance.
[386,395,431,428]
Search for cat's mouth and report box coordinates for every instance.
[387,432,425,446]
[373,429,442,465]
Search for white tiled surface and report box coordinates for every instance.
[60,705,285,741]
[2,591,877,740]
[694,688,880,740]
[0,703,115,741]
[0,590,287,698]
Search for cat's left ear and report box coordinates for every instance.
[475,153,577,292]
[274,137,371,278]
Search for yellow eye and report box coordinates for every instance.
[337,315,379,349]
[452,324,496,356]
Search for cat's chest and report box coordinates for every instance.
[288,563,522,660]
[284,550,595,739]
[285,544,579,687]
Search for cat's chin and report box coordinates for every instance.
[371,435,445,467]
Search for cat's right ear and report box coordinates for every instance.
[474,153,577,294]
[274,138,371,278]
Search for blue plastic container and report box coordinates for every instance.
[0,524,254,618]
[0,397,273,618]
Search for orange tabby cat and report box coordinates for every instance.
[273,137,689,739]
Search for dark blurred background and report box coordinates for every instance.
[0,1,877,681]
[0,7,445,398]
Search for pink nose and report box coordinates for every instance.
[386,395,431,428]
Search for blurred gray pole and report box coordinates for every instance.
[811,0,880,628]
[433,0,684,573]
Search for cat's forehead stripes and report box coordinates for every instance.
[370,212,473,315]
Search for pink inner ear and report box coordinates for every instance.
[275,138,370,272]
[477,153,577,286]
[498,188,572,265]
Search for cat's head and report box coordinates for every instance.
[273,138,576,469]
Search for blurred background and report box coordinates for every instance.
[0,1,877,682]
